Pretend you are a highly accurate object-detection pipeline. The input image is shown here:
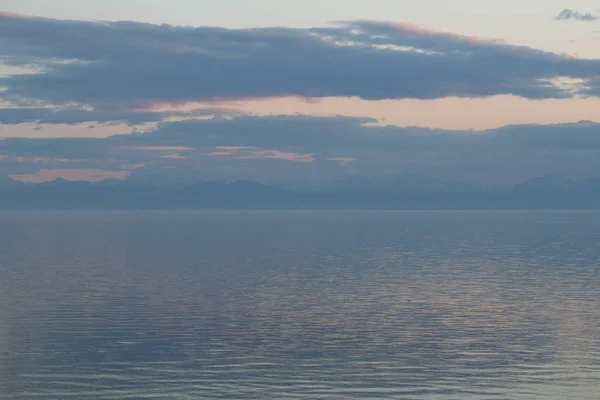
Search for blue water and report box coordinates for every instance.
[0,211,599,399]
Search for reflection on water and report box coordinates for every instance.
[0,211,599,399]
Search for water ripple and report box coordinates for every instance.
[0,211,599,399]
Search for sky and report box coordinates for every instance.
[1,0,600,184]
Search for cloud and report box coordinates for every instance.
[1,13,599,184]
[555,9,598,22]
[328,157,357,166]
[0,106,230,125]
[585,78,600,96]
[10,168,129,183]
[1,13,600,111]
[2,115,600,184]
[120,115,600,155]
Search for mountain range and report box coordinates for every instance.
[1,174,600,210]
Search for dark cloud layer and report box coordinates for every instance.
[123,115,469,154]
[555,9,598,22]
[2,115,600,183]
[1,13,600,110]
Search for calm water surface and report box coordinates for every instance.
[0,211,599,399]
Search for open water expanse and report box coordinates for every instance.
[0,211,599,399]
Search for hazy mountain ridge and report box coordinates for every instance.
[1,174,600,209]
[305,174,483,194]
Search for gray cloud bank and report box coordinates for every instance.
[2,115,600,184]
[1,12,600,114]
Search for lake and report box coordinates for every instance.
[0,211,599,399]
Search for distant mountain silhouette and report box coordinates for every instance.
[170,180,296,208]
[309,174,481,195]
[123,173,192,189]
[0,176,25,191]
[514,176,600,193]
[0,174,599,209]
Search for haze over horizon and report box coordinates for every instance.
[1,1,600,185]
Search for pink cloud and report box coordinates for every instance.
[0,11,28,19]
[390,22,432,35]
[130,102,242,118]
[388,22,506,45]
[221,95,600,131]
[208,146,314,163]
[195,95,326,108]
[11,169,129,183]
[303,97,322,104]
[131,101,196,112]
[15,156,78,164]
[237,150,315,163]
[160,153,188,159]
[116,145,194,152]
[207,146,250,156]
